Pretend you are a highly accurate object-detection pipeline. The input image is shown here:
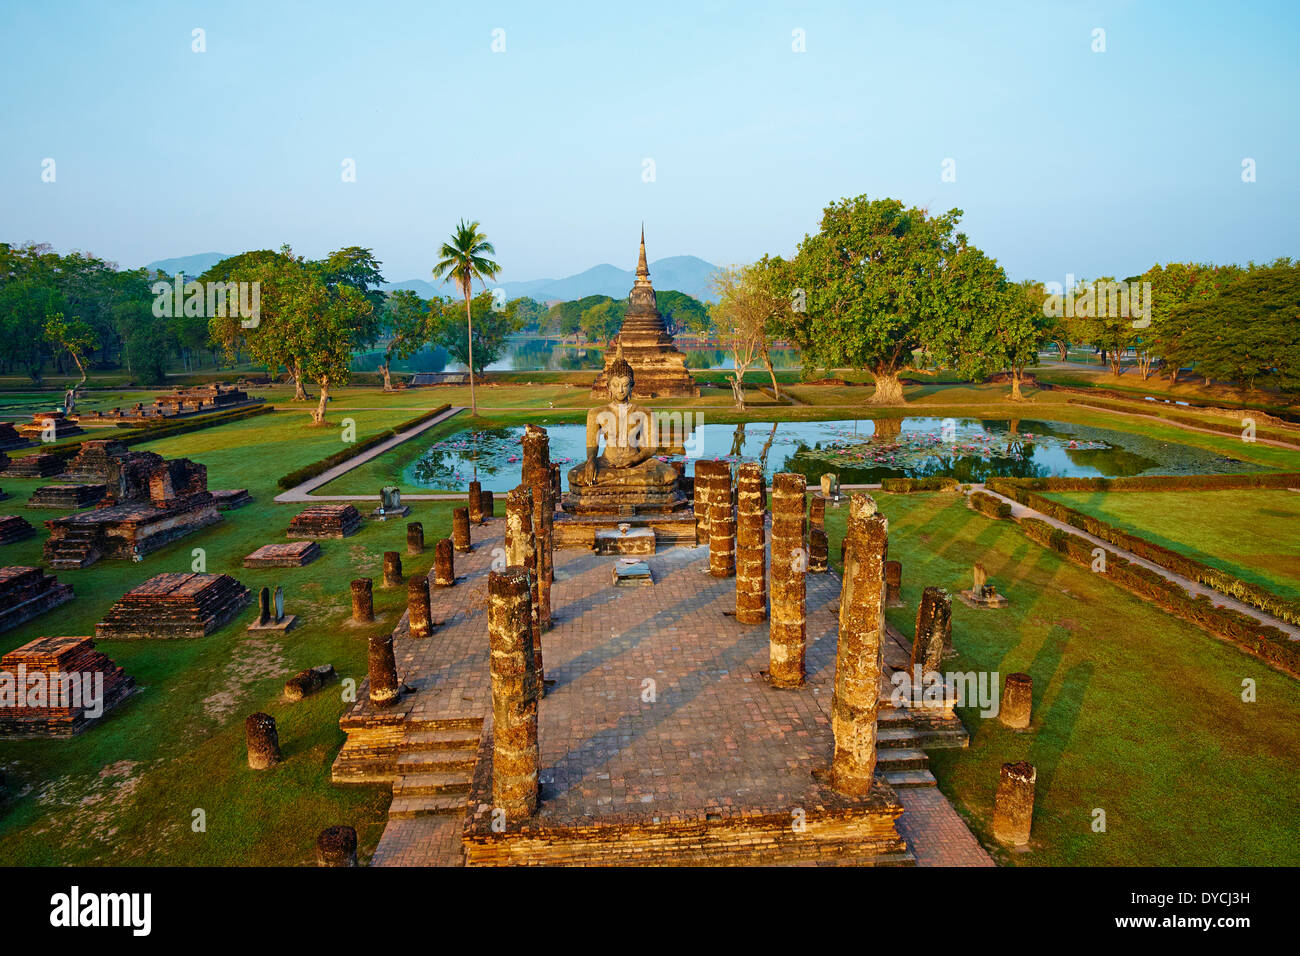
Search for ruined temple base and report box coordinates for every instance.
[0,567,74,634]
[0,515,37,545]
[243,542,321,568]
[26,484,106,510]
[0,636,137,738]
[287,504,362,539]
[95,572,252,640]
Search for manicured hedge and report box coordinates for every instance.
[1018,518,1299,675]
[1066,397,1300,444]
[275,404,451,490]
[968,490,1012,518]
[880,476,960,493]
[989,478,1300,627]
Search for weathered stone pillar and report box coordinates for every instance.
[246,712,281,769]
[808,496,828,573]
[522,424,554,625]
[468,480,484,524]
[734,462,767,624]
[506,485,544,691]
[407,574,432,639]
[368,630,401,707]
[433,538,455,587]
[482,490,495,519]
[548,462,561,509]
[709,462,735,578]
[406,521,424,555]
[769,472,807,687]
[992,761,1036,845]
[350,578,374,623]
[830,493,888,796]
[911,586,952,675]
[316,826,358,867]
[1000,672,1033,729]
[382,551,403,588]
[452,507,472,553]
[885,560,902,604]
[693,460,715,545]
[488,567,540,820]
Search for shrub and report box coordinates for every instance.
[275,404,451,490]
[881,476,960,493]
[968,490,1011,518]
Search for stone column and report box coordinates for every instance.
[407,574,432,639]
[506,485,544,691]
[549,462,561,507]
[769,472,807,687]
[522,424,553,626]
[368,630,400,708]
[468,480,484,524]
[316,826,358,867]
[885,560,902,604]
[830,493,888,796]
[734,462,767,624]
[708,462,735,578]
[993,761,1036,845]
[911,586,952,675]
[1000,673,1032,729]
[246,712,281,769]
[382,551,403,588]
[808,497,828,572]
[433,538,455,587]
[482,490,495,519]
[453,507,472,553]
[406,521,424,555]
[488,567,540,820]
[350,579,374,623]
[693,460,715,545]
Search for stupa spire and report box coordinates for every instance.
[637,224,649,279]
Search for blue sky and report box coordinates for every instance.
[1,0,1296,284]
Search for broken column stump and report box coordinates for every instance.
[885,560,903,606]
[488,567,540,820]
[316,825,358,867]
[911,586,952,675]
[406,521,424,555]
[993,761,1036,846]
[368,630,401,708]
[246,712,281,769]
[468,480,484,524]
[351,578,374,623]
[433,538,455,587]
[831,493,888,796]
[407,574,432,639]
[382,551,403,588]
[1000,672,1033,729]
[734,462,767,625]
[769,472,807,687]
[284,664,337,701]
[453,507,472,553]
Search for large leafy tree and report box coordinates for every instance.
[579,298,625,343]
[432,220,500,415]
[431,291,521,376]
[376,289,436,391]
[43,312,98,407]
[1141,262,1245,382]
[786,196,996,403]
[0,279,65,380]
[656,290,711,337]
[708,264,778,408]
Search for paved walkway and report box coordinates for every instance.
[367,519,992,867]
[975,485,1300,641]
[273,405,465,503]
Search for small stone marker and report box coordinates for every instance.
[433,538,455,587]
[1000,672,1032,729]
[820,473,840,500]
[406,521,424,555]
[368,630,401,707]
[408,574,432,639]
[452,507,472,553]
[246,712,281,769]
[372,485,409,520]
[351,578,374,623]
[992,761,1036,846]
[960,562,1009,609]
[382,551,403,588]
[258,586,271,626]
[316,825,358,867]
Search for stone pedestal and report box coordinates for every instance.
[453,507,472,553]
[831,493,887,796]
[368,630,400,708]
[316,826,358,867]
[382,551,403,588]
[246,712,281,769]
[488,567,540,820]
[433,539,455,587]
[768,472,807,687]
[992,761,1036,846]
[406,522,424,555]
[351,579,373,622]
[911,586,952,675]
[734,462,767,624]
[408,574,432,639]
[1000,673,1032,729]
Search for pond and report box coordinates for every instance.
[404,417,1265,492]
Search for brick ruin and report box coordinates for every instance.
[0,566,74,634]
[287,504,362,539]
[0,636,136,737]
[15,411,83,441]
[6,454,65,478]
[243,541,321,568]
[42,449,224,568]
[0,515,37,545]
[0,423,34,452]
[73,383,264,427]
[94,572,251,640]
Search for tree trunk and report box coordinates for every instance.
[1057,341,1068,362]
[311,377,330,425]
[292,360,308,401]
[380,361,392,392]
[1010,369,1024,401]
[869,368,905,404]
[762,348,780,399]
[464,288,477,416]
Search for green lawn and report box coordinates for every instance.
[1044,489,1300,604]
[823,492,1300,866]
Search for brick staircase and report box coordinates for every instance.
[44,528,101,569]
[388,722,481,819]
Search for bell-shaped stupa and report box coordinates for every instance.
[591,227,699,400]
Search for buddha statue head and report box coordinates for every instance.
[607,343,634,402]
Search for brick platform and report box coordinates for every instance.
[0,515,37,545]
[0,635,136,737]
[27,484,107,510]
[94,572,251,640]
[7,454,65,478]
[243,541,322,568]
[287,504,362,539]
[0,566,74,634]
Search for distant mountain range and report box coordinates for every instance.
[145,252,721,303]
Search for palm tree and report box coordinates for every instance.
[432,220,501,415]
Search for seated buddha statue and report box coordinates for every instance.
[568,347,681,492]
